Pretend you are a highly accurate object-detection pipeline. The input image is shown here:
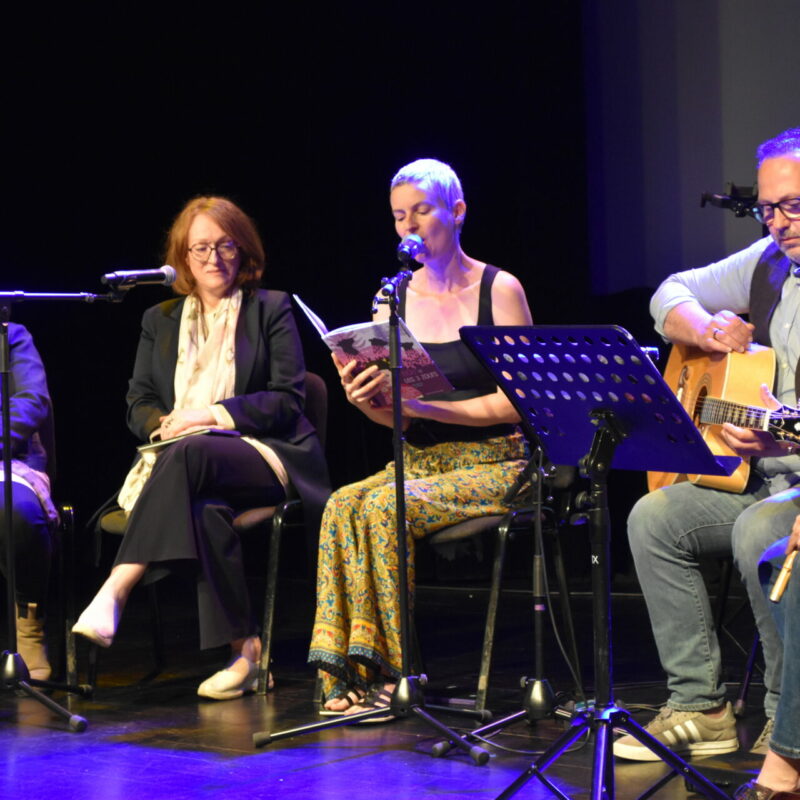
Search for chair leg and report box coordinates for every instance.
[87,643,99,690]
[714,558,733,632]
[409,610,425,677]
[475,520,510,714]
[313,672,324,705]
[258,519,282,694]
[62,507,79,689]
[714,557,764,716]
[734,632,761,717]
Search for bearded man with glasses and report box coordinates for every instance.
[614,127,800,763]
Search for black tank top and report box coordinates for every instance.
[398,264,516,445]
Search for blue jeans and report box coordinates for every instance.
[760,538,800,757]
[627,471,795,717]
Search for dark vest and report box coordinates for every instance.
[748,240,800,398]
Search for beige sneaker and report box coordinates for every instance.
[613,702,739,761]
[750,718,774,755]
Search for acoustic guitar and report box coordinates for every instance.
[648,342,800,493]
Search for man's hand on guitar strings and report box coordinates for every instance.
[721,383,799,457]
[702,309,754,354]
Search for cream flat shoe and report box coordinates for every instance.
[197,658,263,700]
[71,613,115,648]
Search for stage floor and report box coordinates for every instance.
[0,577,767,799]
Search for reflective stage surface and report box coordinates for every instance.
[0,578,767,799]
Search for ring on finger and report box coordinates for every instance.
[712,328,722,340]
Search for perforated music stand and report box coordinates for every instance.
[459,324,735,800]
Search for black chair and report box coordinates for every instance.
[231,371,328,693]
[58,503,83,690]
[77,372,328,695]
[421,466,582,714]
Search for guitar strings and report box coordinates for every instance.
[696,396,767,427]
[695,396,799,441]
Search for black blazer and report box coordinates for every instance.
[125,289,330,526]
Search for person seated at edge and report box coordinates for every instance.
[735,524,800,799]
[307,158,533,717]
[72,196,330,700]
[0,322,59,681]
[614,127,800,760]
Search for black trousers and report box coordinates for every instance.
[0,480,53,609]
[115,435,285,649]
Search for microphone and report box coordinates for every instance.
[396,234,424,264]
[101,265,177,288]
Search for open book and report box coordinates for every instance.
[293,294,453,407]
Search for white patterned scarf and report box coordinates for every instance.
[117,290,241,512]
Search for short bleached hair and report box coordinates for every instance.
[390,158,464,212]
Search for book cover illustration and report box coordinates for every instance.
[293,294,453,407]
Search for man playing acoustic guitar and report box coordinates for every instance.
[615,127,800,762]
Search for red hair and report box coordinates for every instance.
[164,196,265,295]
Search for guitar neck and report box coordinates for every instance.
[698,396,769,431]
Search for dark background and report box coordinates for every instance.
[3,4,606,524]
[12,2,789,568]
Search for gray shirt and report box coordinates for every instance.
[650,235,800,483]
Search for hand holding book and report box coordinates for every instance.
[334,354,391,409]
[293,294,452,408]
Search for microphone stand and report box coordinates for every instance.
[254,259,491,765]
[0,285,134,732]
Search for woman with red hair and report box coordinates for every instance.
[74,196,329,700]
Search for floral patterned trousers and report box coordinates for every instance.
[308,433,527,700]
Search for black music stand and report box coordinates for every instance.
[458,324,737,800]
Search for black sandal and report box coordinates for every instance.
[349,685,396,724]
[319,686,366,716]
[733,781,800,799]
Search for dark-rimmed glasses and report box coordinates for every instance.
[188,241,239,263]
[753,197,800,224]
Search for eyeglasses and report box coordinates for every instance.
[752,197,800,224]
[187,240,239,263]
